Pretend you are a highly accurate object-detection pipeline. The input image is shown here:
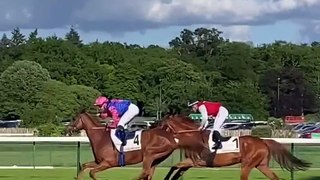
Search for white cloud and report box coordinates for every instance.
[0,0,320,42]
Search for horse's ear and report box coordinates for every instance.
[79,107,87,114]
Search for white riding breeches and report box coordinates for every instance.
[213,106,229,133]
[118,103,140,128]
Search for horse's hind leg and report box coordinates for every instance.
[256,165,279,180]
[89,162,110,180]
[171,167,192,180]
[255,154,279,180]
[76,161,97,180]
[240,166,253,180]
[164,158,194,180]
[164,166,178,180]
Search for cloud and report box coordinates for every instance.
[0,0,320,42]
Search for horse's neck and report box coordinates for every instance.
[84,129,109,160]
[82,117,109,157]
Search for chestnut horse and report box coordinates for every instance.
[66,111,208,180]
[162,115,311,180]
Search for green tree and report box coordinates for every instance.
[219,81,269,120]
[0,60,51,118]
[11,27,26,46]
[65,26,82,46]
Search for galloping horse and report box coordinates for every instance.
[66,110,208,180]
[162,115,311,180]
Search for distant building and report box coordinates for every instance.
[0,119,22,128]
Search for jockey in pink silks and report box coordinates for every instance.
[94,96,140,146]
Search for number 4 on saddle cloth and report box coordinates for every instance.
[110,129,142,152]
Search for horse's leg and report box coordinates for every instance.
[171,166,192,180]
[164,166,178,180]
[76,161,97,180]
[132,156,153,180]
[147,166,156,180]
[255,151,279,180]
[164,158,195,180]
[256,165,279,180]
[89,162,110,180]
[240,165,253,180]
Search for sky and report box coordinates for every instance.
[0,0,320,47]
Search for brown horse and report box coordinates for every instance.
[66,110,208,180]
[162,115,311,180]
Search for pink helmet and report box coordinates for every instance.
[94,96,108,106]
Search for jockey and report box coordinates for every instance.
[188,100,229,150]
[94,96,140,146]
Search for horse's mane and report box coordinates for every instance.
[149,113,198,129]
[75,108,104,127]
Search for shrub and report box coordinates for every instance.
[37,123,66,137]
[251,126,272,138]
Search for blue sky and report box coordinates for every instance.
[0,0,319,47]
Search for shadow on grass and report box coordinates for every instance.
[302,177,320,180]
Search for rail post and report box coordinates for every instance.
[290,143,295,180]
[32,141,36,169]
[180,149,184,180]
[76,141,81,177]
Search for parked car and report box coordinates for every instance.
[294,124,316,133]
[298,125,320,134]
[299,128,320,138]
[224,123,254,130]
[128,121,155,130]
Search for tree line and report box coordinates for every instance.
[0,27,319,132]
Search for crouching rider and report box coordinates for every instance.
[188,100,229,149]
[94,96,140,146]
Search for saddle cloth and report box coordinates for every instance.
[208,131,240,154]
[110,129,142,152]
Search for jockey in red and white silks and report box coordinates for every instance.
[189,100,229,149]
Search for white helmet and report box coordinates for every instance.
[187,101,199,107]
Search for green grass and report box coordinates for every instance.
[0,142,319,168]
[0,142,319,180]
[0,168,318,180]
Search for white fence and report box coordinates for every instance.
[0,136,320,143]
[0,137,319,180]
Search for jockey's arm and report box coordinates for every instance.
[108,106,120,123]
[198,105,208,130]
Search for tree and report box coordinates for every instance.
[260,67,319,118]
[0,33,10,48]
[69,84,101,110]
[0,60,51,118]
[65,26,82,46]
[218,81,269,120]
[28,28,39,43]
[10,27,26,46]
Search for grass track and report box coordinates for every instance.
[0,143,319,168]
[0,143,319,179]
[0,168,319,180]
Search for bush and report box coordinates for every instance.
[251,126,272,138]
[37,123,66,136]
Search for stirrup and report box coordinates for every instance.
[212,141,222,150]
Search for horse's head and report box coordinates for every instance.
[66,109,102,136]
[154,114,208,161]
[162,115,199,132]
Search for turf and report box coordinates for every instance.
[0,142,319,180]
[0,168,318,180]
[0,143,319,168]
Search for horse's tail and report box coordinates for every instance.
[263,139,311,171]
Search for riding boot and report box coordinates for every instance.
[116,125,127,146]
[212,130,222,150]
